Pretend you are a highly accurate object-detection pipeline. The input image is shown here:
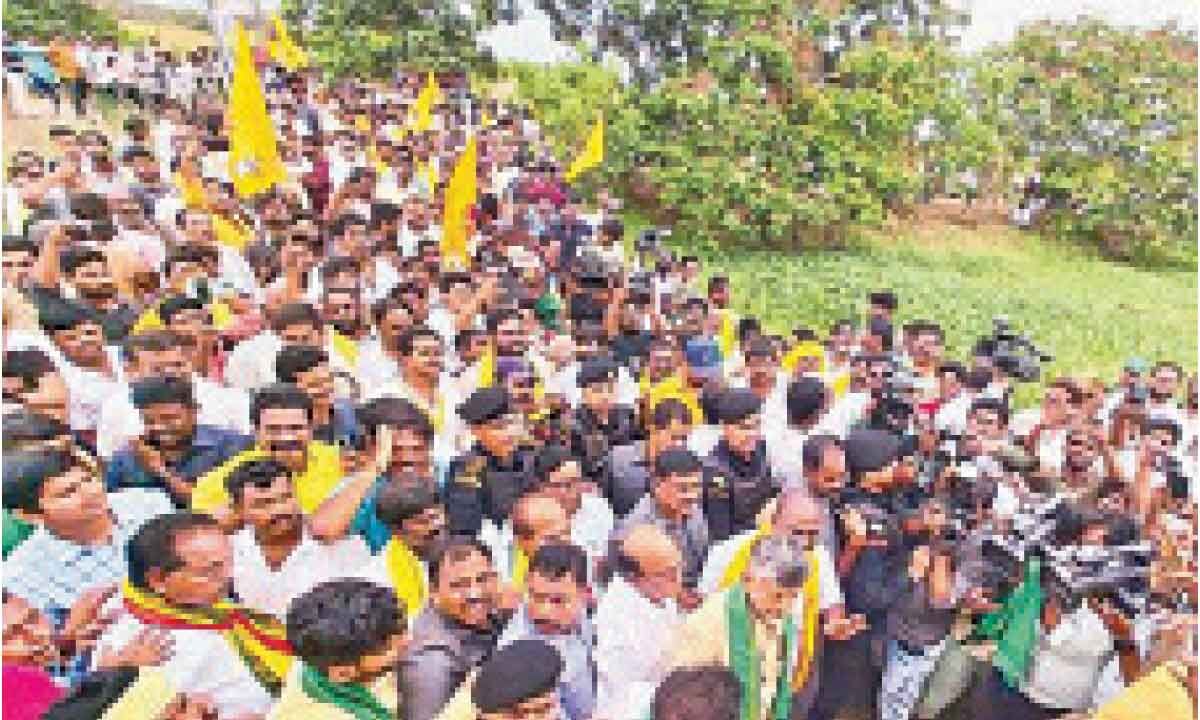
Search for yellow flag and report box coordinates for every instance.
[267,14,307,71]
[412,71,440,133]
[330,328,360,369]
[565,115,604,182]
[441,136,477,268]
[226,21,285,198]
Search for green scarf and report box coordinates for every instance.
[975,557,1043,689]
[300,663,391,720]
[726,583,796,720]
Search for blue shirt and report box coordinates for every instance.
[104,425,252,506]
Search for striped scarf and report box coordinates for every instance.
[121,581,293,695]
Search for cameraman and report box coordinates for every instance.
[879,497,960,720]
[816,429,909,720]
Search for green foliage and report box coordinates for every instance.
[975,21,1198,267]
[282,0,497,79]
[677,225,1198,407]
[3,0,120,42]
[495,61,622,162]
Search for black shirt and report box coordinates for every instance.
[444,444,536,536]
[702,439,779,542]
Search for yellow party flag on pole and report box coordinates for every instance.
[268,14,308,71]
[226,21,285,198]
[441,135,477,269]
[565,114,604,182]
[412,71,440,133]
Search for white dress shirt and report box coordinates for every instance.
[593,574,682,720]
[231,528,371,620]
[570,493,615,565]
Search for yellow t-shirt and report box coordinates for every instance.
[191,442,343,515]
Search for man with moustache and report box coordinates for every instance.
[226,460,371,620]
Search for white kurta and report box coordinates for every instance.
[231,529,371,620]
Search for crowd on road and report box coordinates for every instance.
[1,32,1197,720]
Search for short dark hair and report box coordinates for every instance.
[3,449,74,511]
[286,579,403,670]
[396,325,439,357]
[968,397,1009,427]
[272,303,322,334]
[2,410,69,451]
[126,512,220,589]
[2,349,56,395]
[358,397,433,442]
[275,345,328,384]
[225,459,290,503]
[529,543,588,586]
[653,666,742,720]
[159,296,206,326]
[651,398,692,429]
[131,376,195,410]
[534,444,576,484]
[124,329,185,360]
[251,383,314,426]
[375,479,438,528]
[428,535,492,587]
[59,246,106,276]
[802,434,842,472]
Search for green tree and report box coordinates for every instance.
[282,0,499,79]
[3,0,119,41]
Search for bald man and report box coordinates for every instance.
[593,524,686,720]
[484,492,572,588]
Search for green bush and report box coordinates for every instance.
[3,0,120,42]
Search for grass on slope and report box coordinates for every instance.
[654,222,1197,407]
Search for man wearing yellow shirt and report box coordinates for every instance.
[192,384,344,524]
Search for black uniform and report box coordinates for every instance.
[702,438,779,542]
[444,444,536,537]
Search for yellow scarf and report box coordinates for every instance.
[782,341,826,375]
[717,308,738,361]
[719,524,821,688]
[476,344,496,389]
[212,213,253,251]
[121,580,293,695]
[330,328,360,369]
[640,371,702,424]
[174,171,208,210]
[383,537,427,621]
[511,547,529,589]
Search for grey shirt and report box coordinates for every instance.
[398,607,498,720]
[609,441,651,518]
[614,494,710,588]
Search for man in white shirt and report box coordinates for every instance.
[593,524,685,720]
[531,445,614,574]
[97,329,250,459]
[227,459,370,619]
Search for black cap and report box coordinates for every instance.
[654,447,701,477]
[472,639,563,713]
[457,387,510,425]
[868,291,898,311]
[577,357,617,388]
[844,429,901,475]
[786,377,825,425]
[715,388,762,424]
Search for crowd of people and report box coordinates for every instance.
[1,32,1197,720]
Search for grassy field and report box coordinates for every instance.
[650,222,1197,407]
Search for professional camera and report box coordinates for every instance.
[977,316,1053,383]
[1045,543,1153,616]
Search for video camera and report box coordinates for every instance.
[978,316,1053,383]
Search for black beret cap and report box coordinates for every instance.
[577,357,617,388]
[457,387,511,425]
[786,377,826,425]
[715,388,762,424]
[654,447,702,477]
[472,639,563,712]
[844,429,901,475]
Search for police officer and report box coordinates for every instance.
[701,387,780,542]
[571,357,638,498]
[445,387,536,537]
